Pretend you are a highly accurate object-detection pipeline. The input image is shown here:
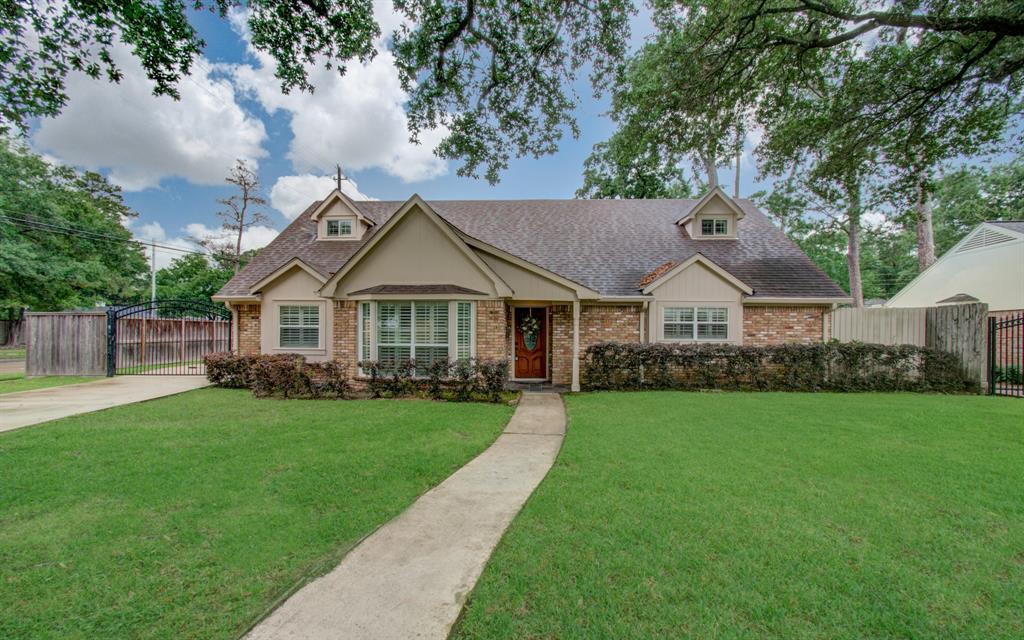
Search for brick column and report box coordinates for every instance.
[333,300,359,377]
[477,300,509,361]
[236,304,261,355]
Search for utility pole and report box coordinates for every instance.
[150,240,157,316]
[336,164,343,191]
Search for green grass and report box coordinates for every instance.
[453,392,1024,640]
[0,372,100,394]
[0,388,512,639]
[0,347,25,360]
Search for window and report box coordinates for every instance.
[456,302,473,360]
[326,219,353,237]
[663,307,694,340]
[376,301,449,374]
[279,305,320,349]
[701,218,729,236]
[359,301,475,375]
[663,306,728,341]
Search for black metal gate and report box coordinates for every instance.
[107,300,232,376]
[988,312,1023,397]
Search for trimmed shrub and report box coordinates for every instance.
[204,352,258,388]
[477,359,510,402]
[582,341,977,394]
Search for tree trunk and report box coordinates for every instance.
[702,152,718,190]
[914,172,936,272]
[845,183,864,308]
[734,151,740,197]
[234,225,243,274]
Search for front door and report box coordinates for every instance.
[514,307,547,379]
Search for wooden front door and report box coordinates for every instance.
[514,307,547,379]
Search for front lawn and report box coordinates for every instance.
[0,372,100,394]
[0,347,25,360]
[0,388,512,639]
[454,392,1024,639]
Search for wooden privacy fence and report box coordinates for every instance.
[113,316,230,375]
[26,312,107,376]
[827,303,988,390]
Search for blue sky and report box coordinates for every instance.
[26,4,769,268]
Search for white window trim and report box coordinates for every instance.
[277,303,324,351]
[358,300,476,376]
[701,218,730,237]
[661,305,730,342]
[321,216,357,240]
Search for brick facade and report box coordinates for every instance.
[550,304,642,386]
[235,304,261,355]
[742,305,828,346]
[333,300,359,377]
[476,300,509,361]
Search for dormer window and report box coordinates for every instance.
[702,219,729,236]
[326,219,353,237]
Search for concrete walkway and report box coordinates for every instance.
[0,376,210,433]
[246,392,566,640]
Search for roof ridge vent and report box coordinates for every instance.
[956,226,1015,253]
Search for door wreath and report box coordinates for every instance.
[520,314,540,351]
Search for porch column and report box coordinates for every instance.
[571,298,581,392]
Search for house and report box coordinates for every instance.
[214,187,850,391]
[885,221,1024,315]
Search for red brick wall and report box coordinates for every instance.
[236,304,261,355]
[550,304,642,385]
[477,300,509,361]
[742,305,828,346]
[333,300,359,377]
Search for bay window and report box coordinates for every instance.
[360,301,475,374]
[663,306,729,341]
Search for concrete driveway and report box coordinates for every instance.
[0,376,209,433]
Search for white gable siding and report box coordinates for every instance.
[886,224,1024,312]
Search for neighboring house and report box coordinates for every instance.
[214,187,849,391]
[886,221,1024,315]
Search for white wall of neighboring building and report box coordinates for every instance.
[886,223,1024,312]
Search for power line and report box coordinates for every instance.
[0,212,209,256]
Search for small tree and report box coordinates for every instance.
[212,159,268,274]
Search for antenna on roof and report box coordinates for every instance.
[335,164,346,191]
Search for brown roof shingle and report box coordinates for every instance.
[217,198,847,299]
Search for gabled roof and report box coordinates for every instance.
[317,195,513,298]
[246,257,325,296]
[675,186,746,225]
[986,220,1024,235]
[216,195,848,300]
[308,189,376,226]
[640,253,753,295]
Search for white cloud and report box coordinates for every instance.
[125,219,278,269]
[270,173,377,220]
[33,42,267,191]
[183,222,280,253]
[231,8,448,183]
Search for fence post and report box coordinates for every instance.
[106,309,117,377]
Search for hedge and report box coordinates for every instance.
[582,341,978,394]
[203,352,510,402]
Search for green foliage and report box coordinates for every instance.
[156,251,255,303]
[0,387,509,638]
[207,353,511,402]
[930,158,1024,254]
[0,1,379,132]
[453,391,1024,639]
[576,125,692,199]
[2,0,634,185]
[582,341,977,394]
[0,140,148,313]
